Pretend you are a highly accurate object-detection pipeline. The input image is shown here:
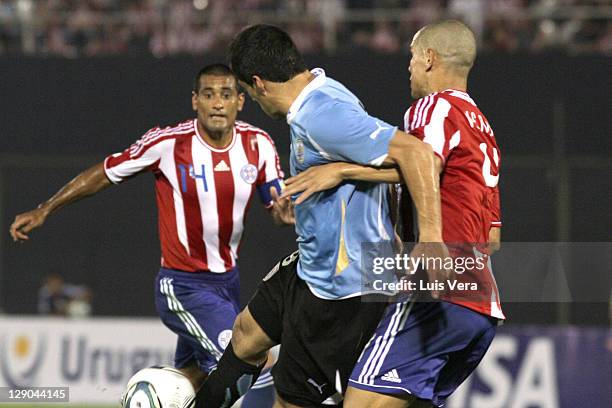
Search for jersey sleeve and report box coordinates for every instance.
[255,132,284,208]
[104,126,164,184]
[404,95,457,163]
[307,100,397,167]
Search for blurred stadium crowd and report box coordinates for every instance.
[0,0,610,57]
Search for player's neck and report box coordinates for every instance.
[430,72,468,94]
[278,71,315,116]
[197,121,233,149]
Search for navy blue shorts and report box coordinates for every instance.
[349,298,497,407]
[155,267,240,373]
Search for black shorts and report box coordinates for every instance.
[249,251,388,406]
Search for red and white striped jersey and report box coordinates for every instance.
[104,119,283,273]
[404,89,504,319]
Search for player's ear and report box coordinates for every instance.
[237,92,245,111]
[191,91,198,111]
[252,76,267,96]
[425,48,435,71]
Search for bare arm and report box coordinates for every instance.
[384,131,448,297]
[384,130,442,241]
[339,164,402,183]
[488,227,501,253]
[281,163,402,204]
[10,162,112,241]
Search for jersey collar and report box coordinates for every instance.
[194,119,237,152]
[286,68,326,125]
[442,89,477,106]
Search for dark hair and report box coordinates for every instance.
[229,24,308,85]
[193,63,239,93]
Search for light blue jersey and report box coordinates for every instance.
[287,68,397,299]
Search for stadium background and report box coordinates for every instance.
[0,0,610,407]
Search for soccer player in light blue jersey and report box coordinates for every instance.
[195,25,446,408]
[275,20,503,408]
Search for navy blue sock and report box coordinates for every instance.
[241,367,275,408]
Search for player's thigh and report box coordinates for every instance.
[231,306,276,363]
[344,386,432,408]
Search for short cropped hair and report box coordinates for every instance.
[229,24,308,85]
[413,20,477,74]
[193,63,239,93]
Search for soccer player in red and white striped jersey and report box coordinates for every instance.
[9,64,289,405]
[104,107,283,273]
[401,87,503,314]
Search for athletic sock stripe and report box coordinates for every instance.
[251,380,275,390]
[254,372,272,381]
[251,372,275,388]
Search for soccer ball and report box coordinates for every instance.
[121,366,195,408]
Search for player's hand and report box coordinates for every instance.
[281,163,345,205]
[9,207,50,242]
[409,242,451,299]
[270,186,295,225]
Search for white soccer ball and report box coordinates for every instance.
[121,366,195,408]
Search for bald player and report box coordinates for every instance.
[281,20,503,408]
